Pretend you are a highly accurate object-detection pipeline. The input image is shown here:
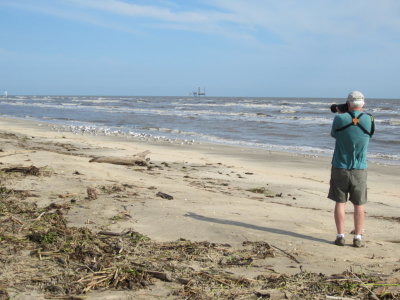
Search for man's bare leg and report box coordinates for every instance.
[334,202,346,234]
[353,205,364,236]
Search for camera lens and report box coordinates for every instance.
[337,103,348,113]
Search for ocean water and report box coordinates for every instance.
[0,95,399,165]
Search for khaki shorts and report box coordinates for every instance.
[328,167,367,205]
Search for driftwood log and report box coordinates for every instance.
[1,165,40,176]
[89,150,150,166]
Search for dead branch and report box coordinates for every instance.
[89,150,150,166]
[1,165,40,176]
[97,231,124,236]
[7,215,24,225]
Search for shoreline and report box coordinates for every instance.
[2,115,399,167]
[1,116,399,299]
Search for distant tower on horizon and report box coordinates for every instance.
[191,87,206,96]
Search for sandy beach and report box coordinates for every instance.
[1,117,399,299]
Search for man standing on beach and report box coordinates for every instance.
[328,91,374,247]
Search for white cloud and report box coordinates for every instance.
[209,0,400,43]
[2,0,400,46]
[1,0,252,40]
[65,0,238,24]
[0,0,144,34]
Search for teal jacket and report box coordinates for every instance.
[331,110,373,169]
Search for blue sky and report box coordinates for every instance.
[1,0,399,97]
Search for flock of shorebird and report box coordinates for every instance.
[49,124,196,145]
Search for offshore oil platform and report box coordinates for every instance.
[191,87,206,96]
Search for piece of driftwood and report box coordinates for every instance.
[89,150,150,166]
[156,192,173,200]
[98,231,124,237]
[1,165,40,176]
[97,229,138,237]
[255,289,286,299]
[7,215,24,225]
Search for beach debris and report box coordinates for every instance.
[58,193,78,199]
[0,289,9,300]
[246,187,275,198]
[243,241,275,258]
[110,213,131,222]
[0,187,38,199]
[371,215,400,223]
[0,186,395,299]
[89,150,150,166]
[146,270,173,282]
[1,165,40,176]
[45,202,70,211]
[156,191,173,200]
[372,276,400,299]
[86,187,98,200]
[270,244,301,264]
[99,184,125,194]
[247,187,267,194]
[0,150,396,299]
[219,255,253,266]
[97,230,134,237]
[255,289,286,299]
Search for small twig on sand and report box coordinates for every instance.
[7,214,24,225]
[34,212,46,221]
[17,212,46,233]
[270,245,301,264]
[83,276,110,293]
[97,231,124,236]
[97,229,137,237]
[44,296,84,300]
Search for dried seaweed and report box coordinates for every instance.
[1,183,399,299]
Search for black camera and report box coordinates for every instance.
[330,103,348,113]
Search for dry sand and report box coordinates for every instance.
[0,117,399,299]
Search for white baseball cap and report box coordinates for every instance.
[347,91,365,107]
